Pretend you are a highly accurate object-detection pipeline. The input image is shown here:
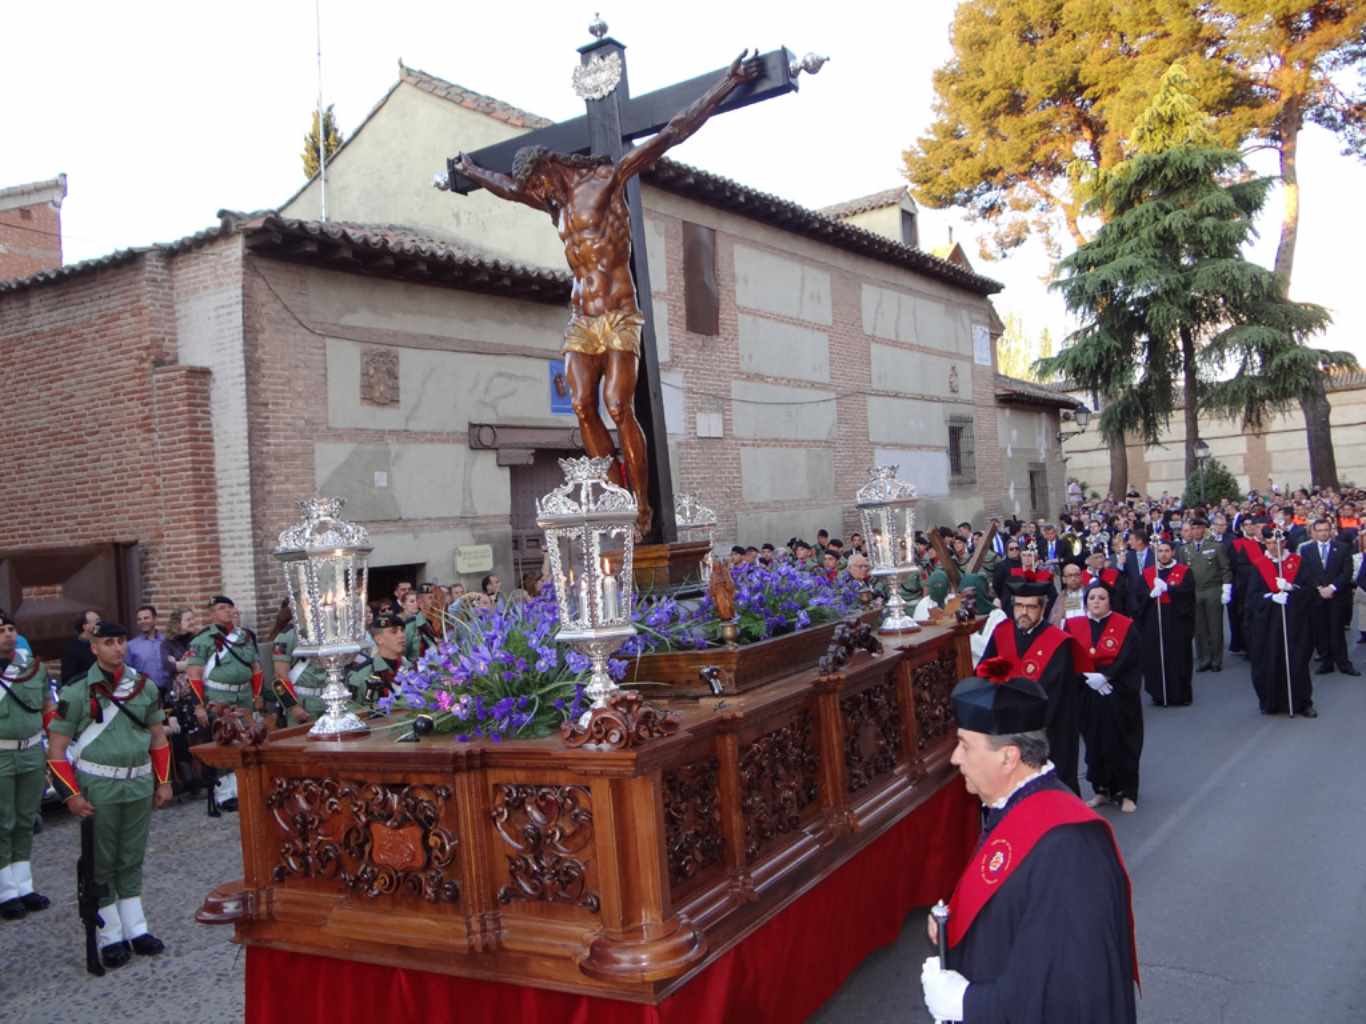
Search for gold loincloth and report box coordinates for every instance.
[562,310,645,357]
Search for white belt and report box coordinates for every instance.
[0,732,43,751]
[295,684,323,697]
[205,680,243,693]
[77,759,152,780]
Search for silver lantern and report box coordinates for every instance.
[274,497,373,738]
[855,465,920,634]
[537,456,637,713]
[674,492,718,577]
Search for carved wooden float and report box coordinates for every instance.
[194,618,973,1004]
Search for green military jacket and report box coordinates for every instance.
[1179,539,1231,591]
[0,650,49,776]
[404,613,442,664]
[348,654,406,707]
[51,662,164,804]
[188,623,260,705]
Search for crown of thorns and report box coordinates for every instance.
[511,146,612,187]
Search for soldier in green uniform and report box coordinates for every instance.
[271,620,339,723]
[186,596,261,811]
[46,621,171,968]
[350,612,411,708]
[1179,517,1233,672]
[0,610,54,919]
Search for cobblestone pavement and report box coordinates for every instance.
[3,795,244,1021]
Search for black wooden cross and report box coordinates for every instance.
[445,28,817,544]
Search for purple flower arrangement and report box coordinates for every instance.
[391,563,860,743]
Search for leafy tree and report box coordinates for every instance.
[996,313,1054,381]
[1184,457,1243,505]
[1036,65,1352,484]
[302,104,343,180]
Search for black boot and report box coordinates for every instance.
[19,892,50,912]
[0,897,27,921]
[130,932,165,956]
[101,941,131,969]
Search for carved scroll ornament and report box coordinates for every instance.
[663,755,725,887]
[491,784,601,913]
[841,680,904,794]
[738,710,820,864]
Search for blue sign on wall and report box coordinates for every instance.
[549,358,574,416]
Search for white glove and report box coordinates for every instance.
[1153,577,1169,595]
[1084,672,1108,692]
[1221,583,1232,605]
[1099,681,1114,696]
[1277,577,1292,592]
[1148,585,1163,598]
[1270,591,1289,606]
[921,956,968,1022]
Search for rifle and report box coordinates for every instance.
[77,816,106,976]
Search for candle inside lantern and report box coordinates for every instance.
[577,570,592,625]
[600,556,620,621]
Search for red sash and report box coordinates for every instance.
[1065,613,1132,673]
[1081,567,1120,588]
[948,788,1140,985]
[1008,567,1053,583]
[1141,563,1188,604]
[1233,537,1262,561]
[1253,552,1300,592]
[980,621,1071,683]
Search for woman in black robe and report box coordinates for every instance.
[1245,531,1316,716]
[1067,583,1143,812]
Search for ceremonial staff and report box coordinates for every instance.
[1153,570,1168,706]
[1273,528,1295,719]
[931,900,951,1024]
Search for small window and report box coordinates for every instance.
[682,221,719,336]
[948,418,976,484]
[1028,467,1048,518]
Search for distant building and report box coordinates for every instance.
[0,175,66,280]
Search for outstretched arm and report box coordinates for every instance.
[455,153,550,212]
[613,49,763,185]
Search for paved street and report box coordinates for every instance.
[7,647,1366,1021]
[814,647,1366,1023]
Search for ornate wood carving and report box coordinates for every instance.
[912,648,958,752]
[663,755,724,887]
[266,777,460,903]
[560,690,679,750]
[738,710,820,863]
[360,347,400,406]
[841,680,903,793]
[491,784,601,913]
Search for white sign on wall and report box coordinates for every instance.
[973,324,993,367]
[455,544,494,575]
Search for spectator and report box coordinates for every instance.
[816,528,830,552]
[127,605,173,696]
[60,609,100,684]
[821,550,840,582]
[730,545,747,566]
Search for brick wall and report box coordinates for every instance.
[0,257,222,623]
[0,201,61,281]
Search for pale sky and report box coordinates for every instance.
[4,1,1363,359]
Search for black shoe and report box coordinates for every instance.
[19,892,49,912]
[221,798,239,813]
[1297,705,1320,718]
[101,941,131,969]
[1229,647,1246,654]
[0,898,27,921]
[1209,664,1223,672]
[1339,664,1361,677]
[1316,663,1334,675]
[129,932,165,956]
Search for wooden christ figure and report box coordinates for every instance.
[455,51,762,536]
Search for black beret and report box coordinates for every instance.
[416,582,435,594]
[92,620,129,638]
[371,611,405,631]
[0,610,13,628]
[209,595,235,607]
[952,672,1049,735]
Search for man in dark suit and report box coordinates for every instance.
[1121,527,1155,617]
[1298,517,1358,676]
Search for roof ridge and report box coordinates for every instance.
[397,60,553,130]
[818,186,906,219]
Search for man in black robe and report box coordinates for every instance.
[1246,529,1316,716]
[1133,538,1196,706]
[1229,517,1266,657]
[921,672,1138,1023]
[977,581,1081,794]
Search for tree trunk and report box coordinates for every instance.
[1276,108,1340,490]
[1181,325,1200,481]
[1108,433,1129,501]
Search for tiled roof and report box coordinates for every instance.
[644,161,1001,295]
[398,62,553,130]
[0,220,233,294]
[818,187,906,220]
[994,373,1082,409]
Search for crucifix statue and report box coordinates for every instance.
[443,18,826,543]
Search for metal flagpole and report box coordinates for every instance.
[931,900,951,1024]
[1274,530,1294,718]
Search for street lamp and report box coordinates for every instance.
[1194,439,1211,504]
[1057,403,1092,446]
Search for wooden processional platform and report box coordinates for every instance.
[196,620,978,1022]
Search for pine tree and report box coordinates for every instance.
[1035,65,1354,481]
[302,105,343,180]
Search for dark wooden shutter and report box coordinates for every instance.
[682,221,719,337]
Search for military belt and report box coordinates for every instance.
[0,731,44,751]
[77,759,152,780]
[294,684,324,697]
[205,680,244,694]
